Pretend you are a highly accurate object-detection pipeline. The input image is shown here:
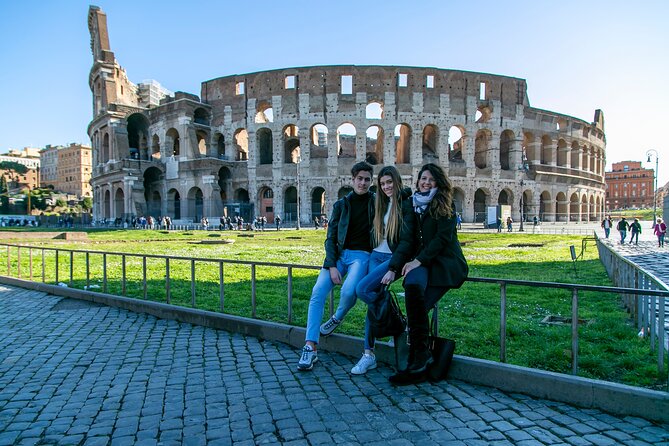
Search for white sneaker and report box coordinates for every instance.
[319,316,341,336]
[297,345,318,371]
[351,353,377,375]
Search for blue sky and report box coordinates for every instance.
[1,0,667,186]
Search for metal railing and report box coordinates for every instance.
[1,242,667,390]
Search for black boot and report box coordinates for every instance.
[389,284,432,385]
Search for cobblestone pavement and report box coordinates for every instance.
[1,285,669,446]
[599,231,669,288]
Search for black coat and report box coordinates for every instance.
[414,209,468,289]
[323,191,375,268]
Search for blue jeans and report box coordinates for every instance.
[604,228,610,238]
[620,230,627,244]
[355,251,392,350]
[305,249,370,344]
[630,231,639,244]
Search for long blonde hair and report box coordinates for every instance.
[373,166,404,246]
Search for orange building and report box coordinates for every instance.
[605,161,654,210]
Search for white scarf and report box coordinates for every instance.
[413,188,437,215]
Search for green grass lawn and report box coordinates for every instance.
[1,227,666,390]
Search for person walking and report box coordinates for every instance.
[274,215,281,230]
[352,166,416,375]
[629,218,641,245]
[617,217,629,244]
[389,163,468,386]
[506,216,513,232]
[297,162,375,371]
[654,218,666,247]
[601,215,612,239]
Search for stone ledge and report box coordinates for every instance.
[1,274,667,423]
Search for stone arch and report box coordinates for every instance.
[581,194,588,222]
[422,124,438,159]
[187,187,204,221]
[473,188,490,222]
[214,132,225,159]
[589,195,596,221]
[338,186,353,199]
[103,189,111,218]
[114,188,125,218]
[258,186,274,220]
[498,188,513,206]
[448,126,464,161]
[166,128,180,157]
[569,193,580,222]
[167,188,181,220]
[394,124,411,164]
[337,123,356,158]
[284,186,297,222]
[255,101,274,123]
[143,167,162,217]
[571,141,580,169]
[557,139,568,167]
[127,113,149,160]
[365,125,383,165]
[474,129,491,169]
[541,135,553,165]
[540,190,552,221]
[499,129,514,170]
[522,188,533,221]
[257,128,273,165]
[311,187,326,219]
[310,124,328,159]
[218,167,232,201]
[556,191,567,222]
[151,134,161,160]
[196,130,208,156]
[102,132,110,163]
[453,187,465,215]
[523,132,535,165]
[283,124,300,163]
[475,105,492,123]
[365,102,383,119]
[234,128,248,161]
[194,108,210,126]
[235,188,250,202]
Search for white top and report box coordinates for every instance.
[374,199,393,254]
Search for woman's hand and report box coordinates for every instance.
[380,270,396,285]
[401,259,421,276]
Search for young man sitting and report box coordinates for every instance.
[297,161,375,371]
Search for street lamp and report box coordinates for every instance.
[646,149,659,224]
[295,155,301,230]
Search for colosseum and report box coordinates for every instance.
[87,6,606,226]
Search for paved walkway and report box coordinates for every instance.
[1,285,669,446]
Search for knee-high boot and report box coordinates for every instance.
[404,284,432,374]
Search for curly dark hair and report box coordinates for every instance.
[416,163,454,218]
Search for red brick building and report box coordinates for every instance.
[605,161,654,210]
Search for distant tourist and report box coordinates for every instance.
[456,212,462,230]
[274,215,281,231]
[654,218,666,248]
[617,217,629,244]
[506,216,513,232]
[601,215,612,239]
[629,218,642,245]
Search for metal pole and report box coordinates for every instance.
[296,156,301,230]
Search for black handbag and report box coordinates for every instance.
[367,285,407,339]
[426,307,456,382]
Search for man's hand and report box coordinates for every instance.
[401,259,421,276]
[329,267,342,285]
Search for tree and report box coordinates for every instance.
[0,176,8,214]
[55,198,67,208]
[0,161,28,175]
[81,197,93,211]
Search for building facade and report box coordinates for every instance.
[0,147,41,192]
[39,144,93,197]
[604,161,654,210]
[87,6,607,225]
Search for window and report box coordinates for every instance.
[398,73,408,87]
[479,82,487,100]
[285,75,296,89]
[426,75,434,89]
[341,75,352,94]
[235,82,245,95]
